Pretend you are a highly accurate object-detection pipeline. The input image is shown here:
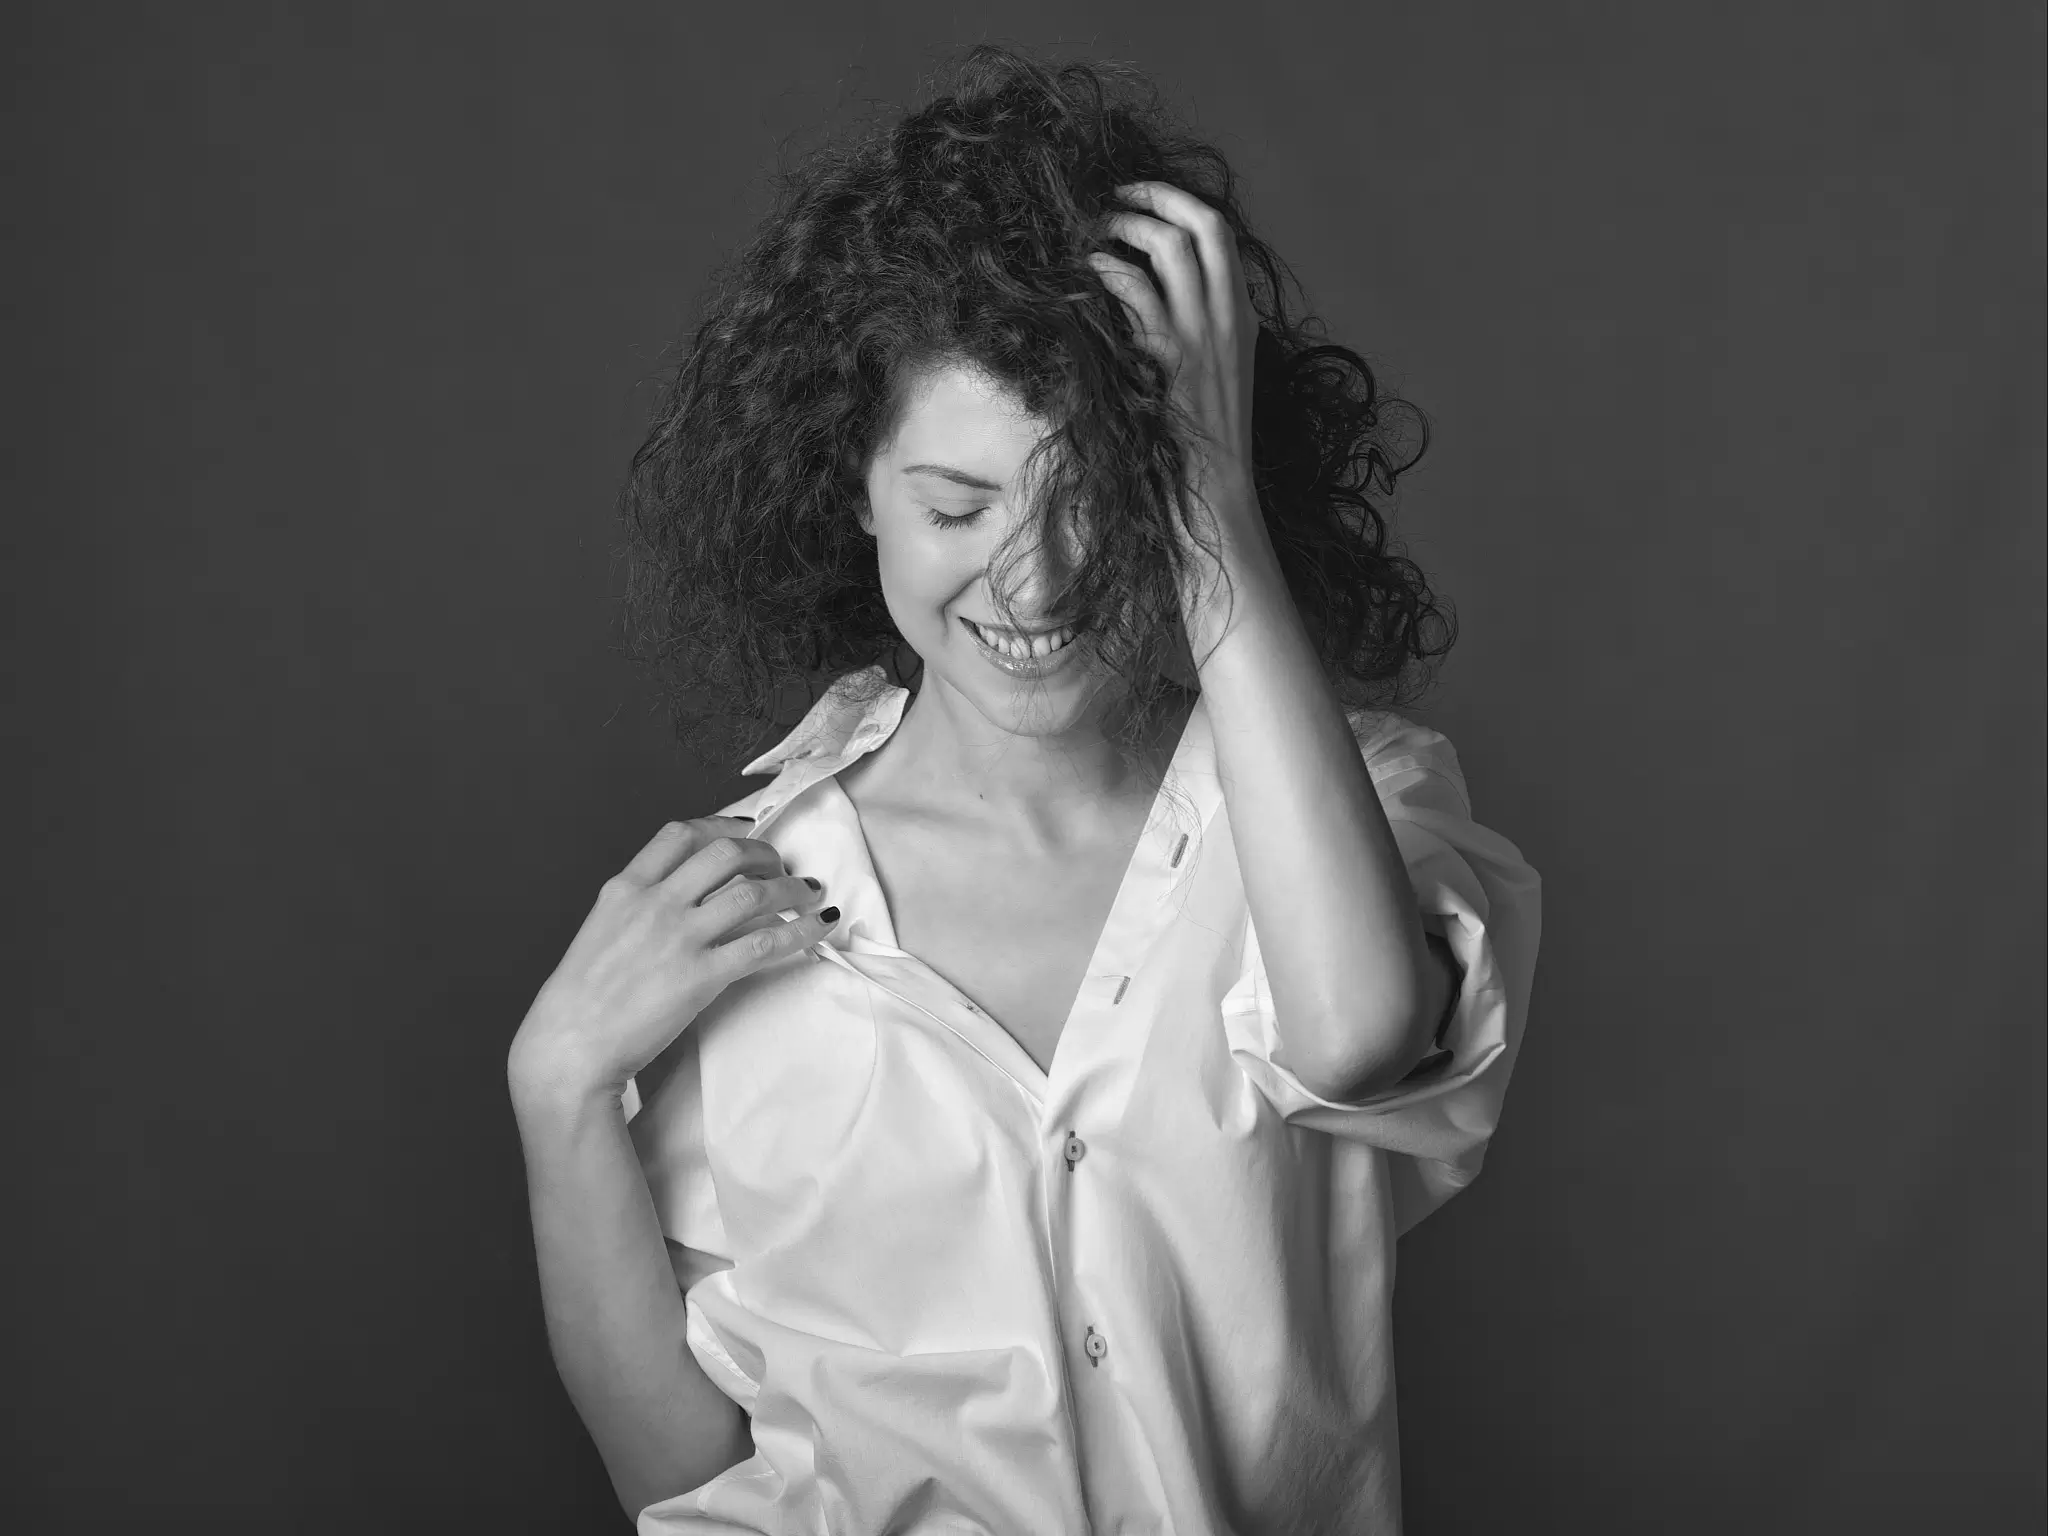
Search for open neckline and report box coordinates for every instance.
[818,700,1200,1094]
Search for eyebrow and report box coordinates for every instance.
[903,463,1005,492]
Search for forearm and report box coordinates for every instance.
[510,1076,751,1516]
[1188,529,1443,1099]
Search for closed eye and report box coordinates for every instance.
[921,505,988,529]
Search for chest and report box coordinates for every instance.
[838,787,1148,1077]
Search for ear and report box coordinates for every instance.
[843,445,880,537]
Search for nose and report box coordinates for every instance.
[978,528,1081,634]
[984,507,1087,628]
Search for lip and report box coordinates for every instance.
[960,616,1084,679]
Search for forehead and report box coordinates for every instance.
[881,362,1054,481]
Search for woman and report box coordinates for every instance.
[509,44,1542,1535]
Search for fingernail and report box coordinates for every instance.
[820,906,841,925]
[802,877,821,892]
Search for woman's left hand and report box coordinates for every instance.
[1088,181,1267,569]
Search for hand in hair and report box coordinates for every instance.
[1088,180,1266,601]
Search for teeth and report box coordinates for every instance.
[970,620,1076,660]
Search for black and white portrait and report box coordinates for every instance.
[10,8,2042,1534]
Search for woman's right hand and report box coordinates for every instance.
[507,815,838,1108]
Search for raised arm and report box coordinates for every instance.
[1091,181,1445,1097]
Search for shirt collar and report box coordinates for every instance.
[740,665,911,832]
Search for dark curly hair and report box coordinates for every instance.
[618,42,1455,775]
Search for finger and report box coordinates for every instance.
[621,816,752,886]
[1087,252,1175,357]
[725,905,804,942]
[655,832,784,906]
[709,898,843,977]
[1098,210,1206,338]
[723,890,830,948]
[1114,182,1245,332]
[697,872,827,941]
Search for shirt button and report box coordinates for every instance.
[1063,1133,1087,1168]
[1084,1325,1108,1365]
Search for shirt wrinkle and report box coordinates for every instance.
[632,665,1541,1536]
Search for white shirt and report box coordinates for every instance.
[626,665,1542,1535]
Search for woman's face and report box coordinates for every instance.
[860,360,1117,737]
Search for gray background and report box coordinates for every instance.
[9,3,2043,1531]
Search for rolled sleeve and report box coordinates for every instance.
[626,1028,734,1281]
[1220,714,1543,1234]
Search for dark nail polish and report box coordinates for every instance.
[802,877,822,892]
[819,906,840,925]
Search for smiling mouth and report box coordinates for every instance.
[960,615,1085,660]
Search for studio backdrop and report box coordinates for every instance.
[9,4,2042,1532]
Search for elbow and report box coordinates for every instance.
[1294,999,1440,1103]
[1328,929,1464,1098]
[1302,952,1459,1100]
[1281,930,1464,1103]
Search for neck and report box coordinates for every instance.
[879,673,1193,853]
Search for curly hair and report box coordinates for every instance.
[618,42,1455,775]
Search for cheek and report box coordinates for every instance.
[874,520,962,625]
